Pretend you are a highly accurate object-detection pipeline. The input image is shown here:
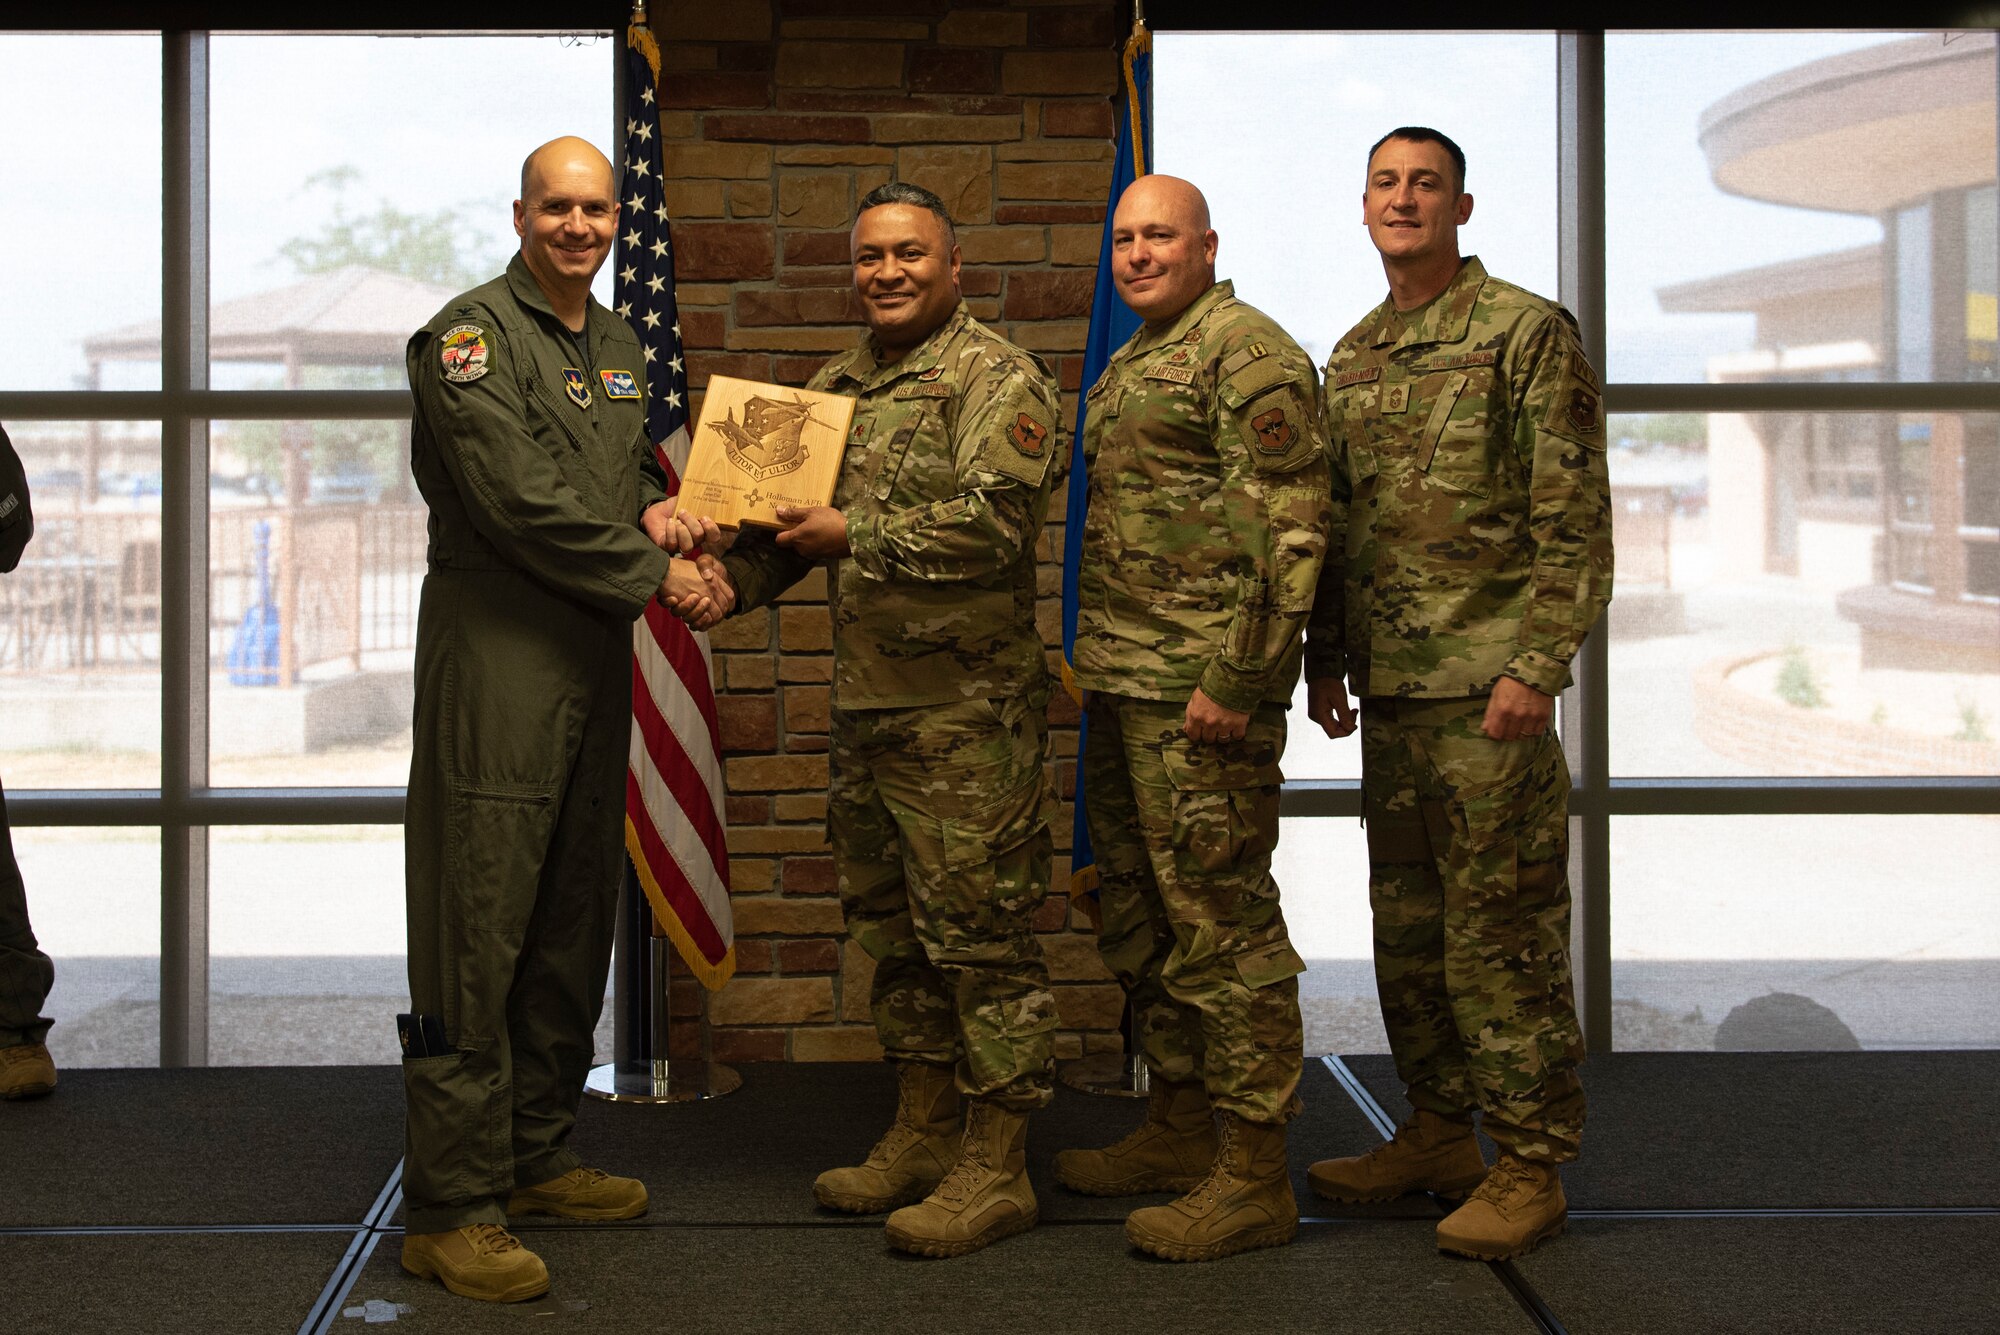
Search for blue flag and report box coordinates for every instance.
[1062,25,1151,909]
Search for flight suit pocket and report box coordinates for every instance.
[450,781,558,934]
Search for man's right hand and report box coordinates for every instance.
[642,497,734,555]
[1307,677,1357,740]
[658,556,720,628]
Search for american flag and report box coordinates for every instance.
[618,19,734,989]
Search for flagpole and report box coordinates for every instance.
[1057,5,1153,1101]
[585,1,739,1102]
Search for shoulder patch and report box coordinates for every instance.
[440,325,489,383]
[1008,412,1049,457]
[1250,405,1296,454]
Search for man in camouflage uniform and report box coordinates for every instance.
[708,182,1062,1258]
[1304,127,1613,1262]
[1059,174,1331,1263]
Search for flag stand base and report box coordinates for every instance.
[1058,995,1151,1097]
[585,1058,742,1103]
[1058,1052,1151,1098]
[584,871,740,1103]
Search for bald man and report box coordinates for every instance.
[1058,176,1331,1261]
[398,137,716,1303]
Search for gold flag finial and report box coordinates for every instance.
[630,0,648,25]
[1133,0,1146,30]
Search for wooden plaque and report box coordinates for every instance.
[678,375,856,529]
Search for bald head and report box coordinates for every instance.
[520,136,614,203]
[1109,174,1219,323]
[513,136,619,323]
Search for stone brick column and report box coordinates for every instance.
[648,0,1130,1064]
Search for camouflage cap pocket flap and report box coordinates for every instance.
[940,773,1047,871]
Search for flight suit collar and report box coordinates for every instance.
[831,301,971,391]
[504,253,613,336]
[1363,256,1487,352]
[1130,280,1234,356]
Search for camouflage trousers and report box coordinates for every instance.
[1082,694,1304,1126]
[829,693,1057,1111]
[1361,694,1585,1162]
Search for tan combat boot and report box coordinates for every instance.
[400,1223,550,1303]
[813,1061,961,1214]
[1124,1111,1298,1262]
[507,1165,648,1221]
[1307,1108,1487,1202]
[1054,1077,1216,1196]
[0,1042,56,1100]
[1436,1154,1567,1260]
[883,1101,1037,1257]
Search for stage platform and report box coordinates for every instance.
[3,1054,1995,1333]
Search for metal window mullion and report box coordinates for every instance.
[161,31,211,1068]
[1558,29,1611,1055]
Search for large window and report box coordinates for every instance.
[1160,28,2000,1054]
[0,30,615,1066]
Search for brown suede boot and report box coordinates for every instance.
[883,1101,1037,1258]
[813,1061,961,1214]
[1124,1111,1298,1262]
[1436,1154,1568,1260]
[0,1042,56,1100]
[1307,1108,1488,1203]
[1054,1078,1217,1196]
[400,1224,549,1303]
[507,1166,648,1221]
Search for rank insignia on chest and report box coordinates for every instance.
[1383,383,1410,414]
[1009,412,1049,456]
[561,367,591,408]
[600,369,640,399]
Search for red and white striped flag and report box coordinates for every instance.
[618,18,734,988]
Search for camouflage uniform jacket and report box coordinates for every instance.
[1306,257,1614,698]
[1071,280,1332,713]
[723,302,1060,710]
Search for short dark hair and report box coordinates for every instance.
[1367,126,1467,193]
[856,181,957,246]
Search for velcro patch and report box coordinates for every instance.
[1144,363,1197,385]
[1411,350,1497,373]
[440,325,489,383]
[1566,386,1599,433]
[1251,406,1295,453]
[1009,412,1049,456]
[600,369,640,399]
[893,382,954,399]
[1333,366,1381,389]
[561,367,591,408]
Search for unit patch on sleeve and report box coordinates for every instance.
[1008,412,1049,456]
[561,368,591,408]
[439,325,489,383]
[600,369,640,399]
[1251,407,1295,453]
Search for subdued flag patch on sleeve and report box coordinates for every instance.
[600,369,640,399]
[440,325,490,383]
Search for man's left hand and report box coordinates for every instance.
[1184,687,1252,745]
[773,505,852,559]
[1482,675,1554,741]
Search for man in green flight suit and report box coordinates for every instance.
[1304,127,1614,1262]
[1059,174,1332,1262]
[693,182,1063,1259]
[399,136,721,1304]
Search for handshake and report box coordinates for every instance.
[639,498,855,631]
[643,498,736,631]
